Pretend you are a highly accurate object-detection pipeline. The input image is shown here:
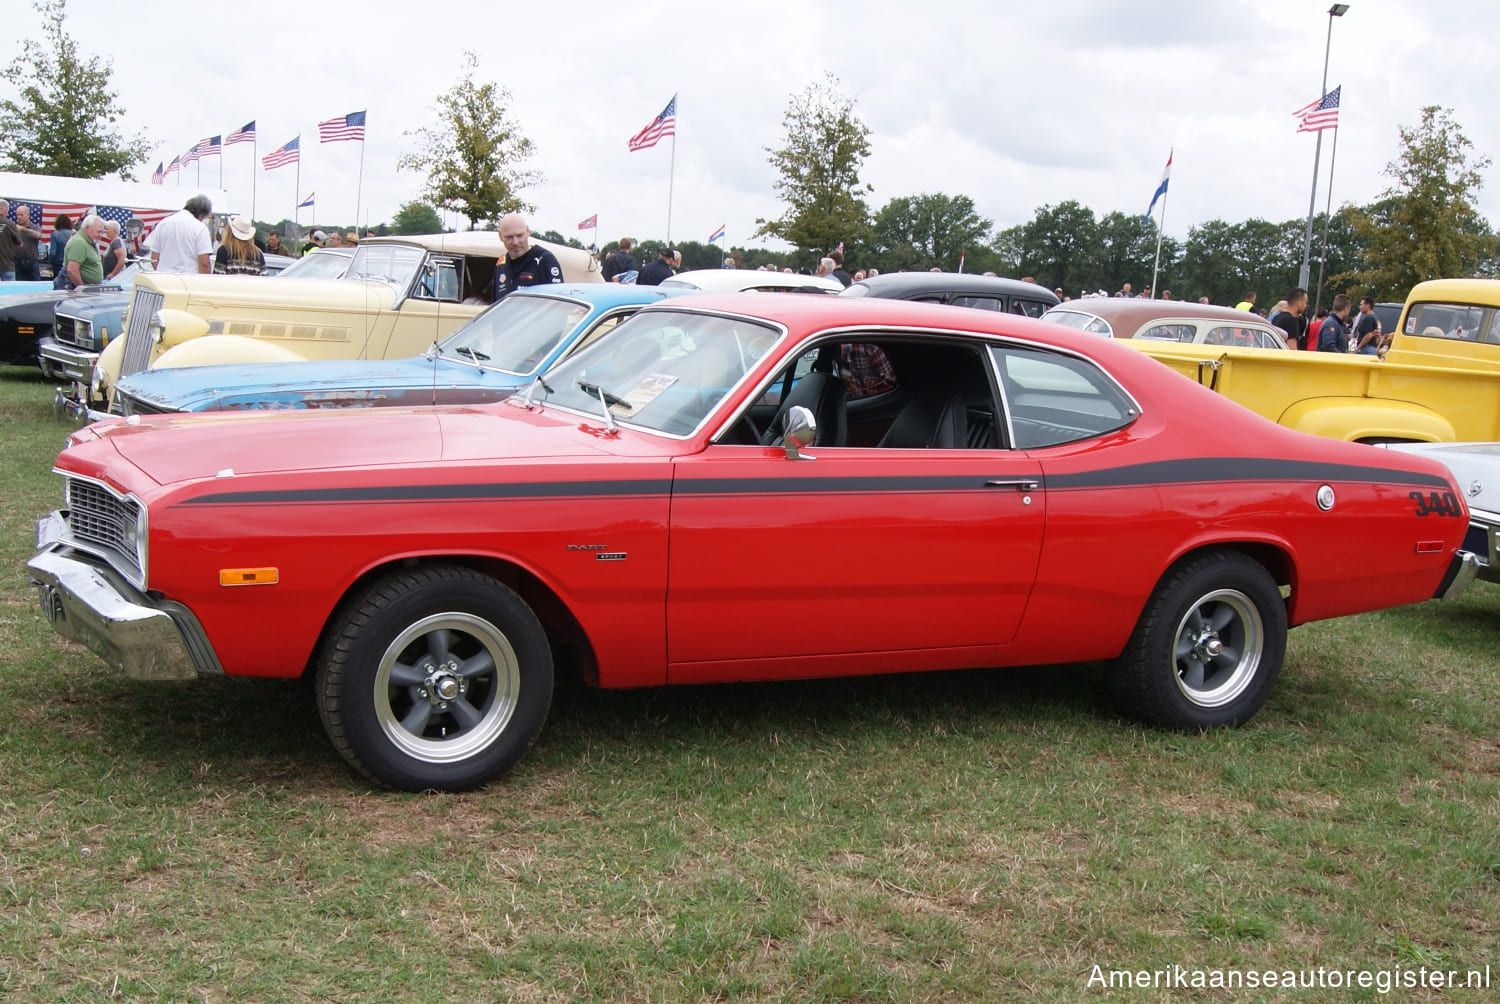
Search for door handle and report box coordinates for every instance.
[985,479,1039,491]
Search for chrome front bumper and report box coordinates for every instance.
[36,336,100,384]
[27,513,219,681]
[52,387,111,427]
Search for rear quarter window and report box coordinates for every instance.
[990,345,1137,449]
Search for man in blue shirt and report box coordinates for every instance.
[1318,294,1351,352]
[493,213,563,301]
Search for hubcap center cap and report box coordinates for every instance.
[425,665,463,703]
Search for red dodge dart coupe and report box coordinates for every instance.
[28,294,1479,791]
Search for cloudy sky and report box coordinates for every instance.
[12,0,1498,254]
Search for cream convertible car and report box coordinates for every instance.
[88,233,600,412]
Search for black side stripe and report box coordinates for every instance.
[176,456,1448,507]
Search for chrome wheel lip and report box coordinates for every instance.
[374,611,521,764]
[1171,588,1263,709]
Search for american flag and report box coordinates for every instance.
[578,214,597,230]
[1295,86,1341,133]
[195,135,222,157]
[181,145,200,165]
[628,95,676,152]
[226,120,256,145]
[165,155,181,176]
[5,202,172,242]
[319,110,366,143]
[150,162,164,185]
[262,136,300,170]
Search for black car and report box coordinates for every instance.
[0,282,127,371]
[841,272,1061,317]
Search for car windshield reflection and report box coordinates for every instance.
[536,309,779,436]
[343,243,425,293]
[440,295,590,375]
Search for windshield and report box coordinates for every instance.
[535,308,780,436]
[279,250,352,279]
[1040,308,1112,337]
[344,243,425,293]
[441,294,591,374]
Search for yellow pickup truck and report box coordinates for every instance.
[1126,278,1500,443]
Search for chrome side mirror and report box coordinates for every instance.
[782,405,817,460]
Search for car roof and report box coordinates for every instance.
[359,232,601,279]
[1404,278,1500,305]
[1045,298,1268,327]
[846,272,1060,303]
[514,283,678,307]
[660,269,843,293]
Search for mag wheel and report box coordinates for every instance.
[1111,552,1286,729]
[317,565,553,791]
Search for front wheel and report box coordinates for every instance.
[316,565,553,791]
[1109,552,1286,729]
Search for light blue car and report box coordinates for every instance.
[107,283,685,417]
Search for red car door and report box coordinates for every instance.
[665,446,1046,681]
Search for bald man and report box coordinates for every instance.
[493,213,563,301]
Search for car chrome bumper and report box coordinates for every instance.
[1435,550,1481,602]
[27,513,220,681]
[36,337,100,384]
[52,387,111,427]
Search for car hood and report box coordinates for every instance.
[87,403,614,486]
[117,355,532,413]
[55,291,132,320]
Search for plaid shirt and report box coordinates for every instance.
[839,343,897,399]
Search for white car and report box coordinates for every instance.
[1384,442,1500,584]
[659,269,842,294]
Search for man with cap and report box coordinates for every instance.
[301,230,327,257]
[638,245,677,286]
[492,213,563,302]
[144,194,213,274]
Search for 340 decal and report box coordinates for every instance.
[1409,490,1462,517]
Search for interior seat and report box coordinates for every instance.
[877,393,968,449]
[760,347,847,447]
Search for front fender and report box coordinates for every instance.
[1277,397,1455,443]
[152,335,309,370]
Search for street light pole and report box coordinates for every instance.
[1298,3,1349,290]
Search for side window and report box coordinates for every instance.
[414,258,461,302]
[1011,299,1049,318]
[989,344,1138,449]
[949,295,1002,311]
[1143,323,1195,342]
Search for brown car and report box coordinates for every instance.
[1042,298,1289,349]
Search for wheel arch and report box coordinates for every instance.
[308,553,599,686]
[1142,539,1295,627]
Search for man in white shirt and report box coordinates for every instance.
[145,195,213,274]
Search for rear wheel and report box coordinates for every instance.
[316,565,553,791]
[1110,552,1286,729]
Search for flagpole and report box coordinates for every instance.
[355,133,365,237]
[294,149,301,234]
[663,113,675,243]
[251,135,257,221]
[1313,125,1340,315]
[1299,6,1347,288]
[1150,191,1167,299]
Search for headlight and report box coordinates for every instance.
[149,309,166,343]
[90,362,106,395]
[119,499,149,577]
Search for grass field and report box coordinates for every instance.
[0,364,1496,1002]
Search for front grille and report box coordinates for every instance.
[117,392,173,417]
[59,315,92,349]
[119,288,164,379]
[65,477,144,583]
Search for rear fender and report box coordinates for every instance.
[1277,397,1454,443]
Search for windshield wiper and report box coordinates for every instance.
[577,379,630,434]
[521,374,554,408]
[453,345,490,372]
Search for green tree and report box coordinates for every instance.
[397,50,539,230]
[1016,201,1099,293]
[1345,106,1496,300]
[390,201,443,235]
[1095,211,1172,296]
[755,74,873,268]
[871,193,992,273]
[0,0,150,177]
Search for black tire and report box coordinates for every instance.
[1109,551,1286,729]
[316,565,553,791]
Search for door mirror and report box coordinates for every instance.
[783,405,817,459]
